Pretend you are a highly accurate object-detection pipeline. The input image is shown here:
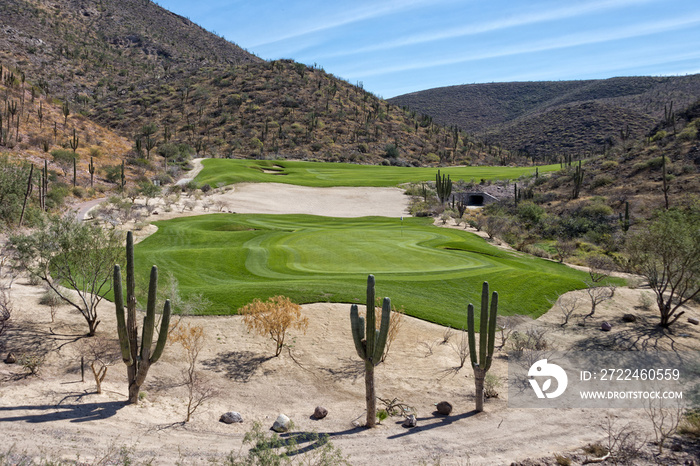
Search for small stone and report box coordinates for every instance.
[272,414,291,432]
[152,211,159,215]
[688,317,699,325]
[436,401,452,415]
[312,406,328,419]
[402,414,417,428]
[622,313,636,322]
[219,411,243,424]
[4,352,15,364]
[601,322,612,331]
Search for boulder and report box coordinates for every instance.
[622,314,636,323]
[219,411,243,424]
[402,414,417,428]
[601,322,612,332]
[272,414,291,432]
[436,401,452,415]
[312,406,328,419]
[688,317,699,325]
[4,352,15,364]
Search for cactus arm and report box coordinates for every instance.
[372,297,391,361]
[113,265,132,365]
[484,291,499,372]
[467,303,477,367]
[140,265,158,363]
[350,304,366,359]
[478,282,489,366]
[365,275,376,360]
[150,299,171,364]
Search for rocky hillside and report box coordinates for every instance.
[389,76,700,161]
[0,0,502,168]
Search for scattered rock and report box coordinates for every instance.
[688,317,699,325]
[152,211,159,215]
[219,411,243,424]
[312,406,328,419]
[272,414,291,432]
[436,401,452,415]
[622,313,636,322]
[4,352,15,364]
[402,414,417,428]
[601,322,612,332]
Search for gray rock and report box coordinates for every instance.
[688,317,699,325]
[312,406,328,419]
[219,411,243,424]
[402,414,417,428]
[436,401,452,415]
[622,313,636,322]
[601,322,612,331]
[272,414,291,432]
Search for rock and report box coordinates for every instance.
[4,352,15,364]
[219,411,243,424]
[688,317,699,325]
[622,313,636,322]
[312,406,328,419]
[272,414,291,432]
[601,322,612,331]
[402,414,417,428]
[436,401,452,415]
[152,211,159,215]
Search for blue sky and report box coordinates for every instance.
[155,0,700,98]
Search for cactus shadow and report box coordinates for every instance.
[0,394,126,424]
[201,350,273,382]
[386,410,479,439]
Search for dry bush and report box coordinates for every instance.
[645,398,683,454]
[0,288,11,339]
[380,302,405,363]
[601,415,646,465]
[449,328,469,369]
[441,325,454,345]
[17,352,45,376]
[39,286,62,323]
[171,323,217,422]
[79,335,120,394]
[239,296,309,357]
[551,294,581,327]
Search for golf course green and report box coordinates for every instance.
[135,214,595,328]
[194,159,559,188]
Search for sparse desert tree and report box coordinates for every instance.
[10,215,125,336]
[552,293,581,327]
[214,199,229,212]
[171,323,217,422]
[239,296,309,357]
[645,398,684,454]
[584,255,616,317]
[450,328,469,369]
[80,335,120,394]
[625,208,700,327]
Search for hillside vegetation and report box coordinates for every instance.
[389,76,700,160]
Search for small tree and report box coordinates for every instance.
[171,323,216,422]
[80,335,120,394]
[239,296,309,357]
[625,208,700,327]
[10,215,124,336]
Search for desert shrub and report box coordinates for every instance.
[509,328,548,354]
[601,160,618,170]
[484,373,500,398]
[0,288,11,339]
[590,175,614,189]
[17,352,45,376]
[678,125,697,141]
[651,130,668,142]
[239,296,309,357]
[171,323,216,422]
[679,408,700,437]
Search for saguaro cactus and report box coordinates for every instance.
[571,160,584,199]
[114,231,171,404]
[436,169,452,204]
[350,275,391,428]
[467,281,498,412]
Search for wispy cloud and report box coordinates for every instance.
[347,13,700,78]
[248,0,438,48]
[315,0,655,59]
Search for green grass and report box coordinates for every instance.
[135,214,603,328]
[194,159,560,188]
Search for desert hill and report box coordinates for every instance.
[389,76,700,160]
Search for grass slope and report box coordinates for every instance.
[195,159,560,188]
[136,214,596,327]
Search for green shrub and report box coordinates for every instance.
[678,125,698,141]
[590,175,614,189]
[651,130,668,142]
[600,160,618,170]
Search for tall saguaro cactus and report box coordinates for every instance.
[436,169,452,204]
[467,281,498,412]
[350,275,391,428]
[114,231,171,404]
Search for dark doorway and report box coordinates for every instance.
[467,194,484,206]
